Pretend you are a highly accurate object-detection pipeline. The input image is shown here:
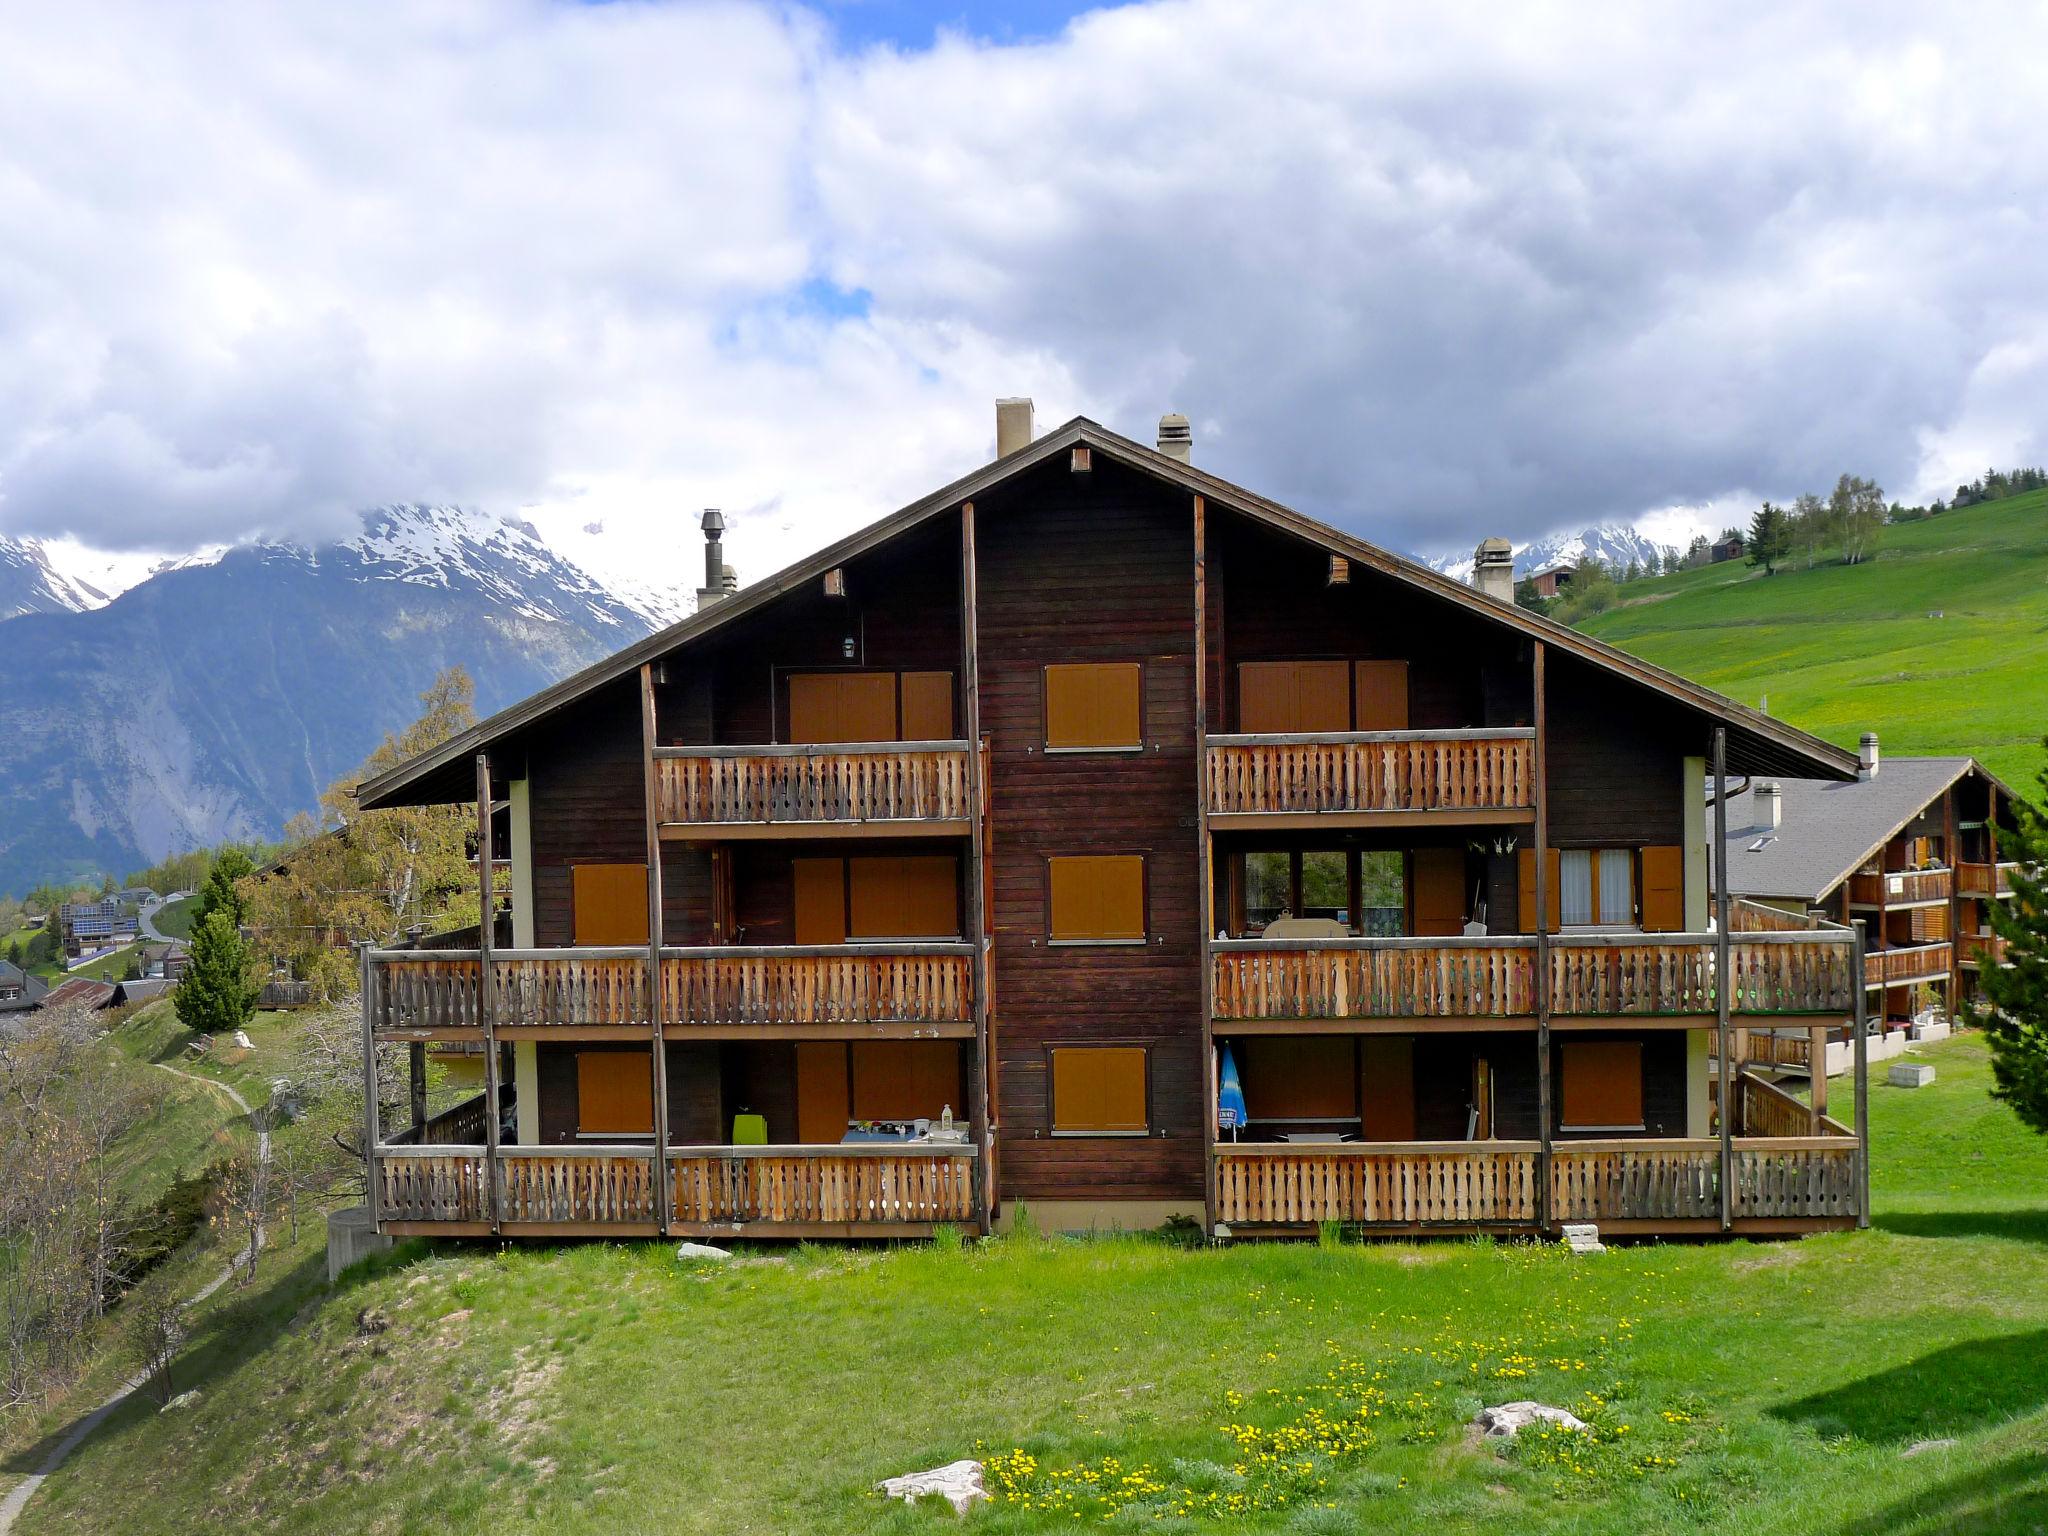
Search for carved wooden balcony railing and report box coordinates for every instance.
[1211,933,1853,1023]
[1549,1140,1860,1224]
[1956,861,2020,897]
[669,1145,977,1230]
[1959,932,2008,967]
[367,944,973,1037]
[1204,729,1534,821]
[1863,941,1951,988]
[1849,867,1952,906]
[653,741,973,831]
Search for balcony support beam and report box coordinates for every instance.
[640,662,673,1235]
[1193,494,1219,1233]
[1712,726,1732,1233]
[476,750,503,1235]
[1853,920,1870,1228]
[960,501,993,1235]
[1532,641,1552,1230]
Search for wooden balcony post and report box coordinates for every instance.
[1532,641,1552,1229]
[1808,1025,1829,1131]
[358,940,381,1227]
[476,751,503,1235]
[1943,783,1960,1012]
[1852,918,1870,1229]
[641,663,673,1233]
[960,501,993,1234]
[1711,726,1732,1233]
[408,1041,428,1134]
[1194,494,1219,1233]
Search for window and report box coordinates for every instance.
[576,1050,654,1137]
[1044,663,1143,750]
[799,1039,964,1138]
[1243,851,1291,931]
[1559,849,1636,927]
[1231,849,1411,937]
[1051,1046,1148,1135]
[1240,1036,1357,1122]
[1559,1041,1645,1132]
[1299,851,1347,923]
[571,863,648,946]
[1359,851,1405,936]
[1048,855,1146,943]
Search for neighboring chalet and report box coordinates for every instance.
[1709,532,1746,564]
[0,959,48,1013]
[58,895,139,957]
[1526,563,1574,600]
[41,976,117,1013]
[1716,742,2023,1074]
[137,940,189,981]
[354,406,1870,1244]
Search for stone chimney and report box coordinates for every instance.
[1472,538,1516,604]
[1755,780,1783,831]
[1858,731,1880,781]
[996,397,1035,458]
[1156,413,1193,462]
[696,508,737,610]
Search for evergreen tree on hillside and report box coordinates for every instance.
[193,848,257,932]
[1746,503,1791,574]
[1975,752,2048,1134]
[175,909,256,1038]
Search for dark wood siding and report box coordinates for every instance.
[528,684,645,948]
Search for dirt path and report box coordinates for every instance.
[0,1063,267,1535]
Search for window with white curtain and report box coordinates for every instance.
[1560,848,1637,927]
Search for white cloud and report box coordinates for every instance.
[2,0,2045,585]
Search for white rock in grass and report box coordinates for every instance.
[163,1390,201,1411]
[875,1459,988,1515]
[1473,1402,1589,1439]
[673,1242,731,1262]
[1902,1437,1958,1458]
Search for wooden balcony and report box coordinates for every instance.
[653,741,973,839]
[1204,729,1534,828]
[367,944,973,1040]
[1211,932,1853,1028]
[1864,941,1951,989]
[373,1143,977,1238]
[1849,866,1952,906]
[1959,931,2008,968]
[1957,861,2020,897]
[1214,1136,1859,1232]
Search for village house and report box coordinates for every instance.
[57,895,141,957]
[354,406,1870,1243]
[0,958,48,1013]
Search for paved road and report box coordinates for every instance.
[0,1063,266,1535]
[136,890,188,944]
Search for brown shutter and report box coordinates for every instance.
[1051,1046,1147,1133]
[1559,1041,1645,1130]
[792,858,848,944]
[1237,661,1350,732]
[850,1040,960,1121]
[1639,845,1685,932]
[1412,847,1467,936]
[1353,661,1410,731]
[1241,1036,1357,1120]
[795,1042,850,1143]
[1359,1036,1415,1140]
[849,856,958,938]
[1049,855,1144,941]
[899,671,955,740]
[788,672,899,744]
[572,863,649,946]
[1295,662,1352,730]
[576,1050,654,1135]
[1515,848,1562,934]
[1045,663,1141,748]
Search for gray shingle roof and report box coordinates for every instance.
[1716,757,1975,904]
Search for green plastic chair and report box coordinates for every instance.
[731,1112,768,1146]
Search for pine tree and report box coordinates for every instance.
[1745,503,1791,574]
[192,848,256,932]
[1976,752,2048,1133]
[174,910,256,1037]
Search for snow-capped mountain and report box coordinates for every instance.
[0,505,690,892]
[1423,524,1680,584]
[0,534,225,620]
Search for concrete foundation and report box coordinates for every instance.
[1888,1062,1937,1089]
[996,1198,1202,1236]
[327,1205,393,1283]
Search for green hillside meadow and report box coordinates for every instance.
[1578,492,2048,790]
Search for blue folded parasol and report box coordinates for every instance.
[1217,1042,1247,1136]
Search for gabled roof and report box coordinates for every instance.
[0,960,48,1013]
[43,977,117,1012]
[359,416,1860,808]
[1717,757,2020,904]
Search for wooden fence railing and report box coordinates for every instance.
[1956,861,2019,897]
[1960,931,2008,967]
[499,1149,660,1226]
[1864,942,1951,988]
[1744,1031,1813,1071]
[1549,1139,1860,1223]
[375,1147,491,1225]
[662,945,973,1028]
[1849,867,1952,906]
[653,742,972,827]
[387,1092,496,1147]
[669,1146,977,1227]
[1211,933,1852,1021]
[1729,898,1832,934]
[1204,730,1535,818]
[1733,1070,1852,1139]
[1212,1144,1541,1225]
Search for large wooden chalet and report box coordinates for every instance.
[356,406,1871,1242]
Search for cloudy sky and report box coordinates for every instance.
[2,0,2044,592]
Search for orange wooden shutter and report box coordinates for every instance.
[1639,845,1685,932]
[1051,1047,1147,1133]
[899,671,955,739]
[1049,855,1144,941]
[572,863,649,946]
[1412,847,1467,936]
[850,1040,959,1120]
[576,1050,654,1134]
[1359,1036,1415,1141]
[1242,1036,1356,1120]
[1353,661,1410,731]
[1294,662,1352,731]
[792,858,848,944]
[849,856,958,938]
[1044,663,1141,748]
[788,672,899,743]
[1559,1041,1644,1130]
[795,1043,851,1143]
[1236,662,1297,733]
[1515,848,1562,934]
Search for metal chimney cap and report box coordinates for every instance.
[701,508,725,536]
[1157,413,1193,461]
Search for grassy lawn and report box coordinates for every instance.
[150,895,198,942]
[14,1031,2048,1536]
[1577,492,2048,789]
